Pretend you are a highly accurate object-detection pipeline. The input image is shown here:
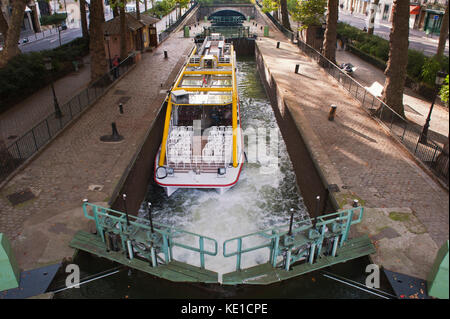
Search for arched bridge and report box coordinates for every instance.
[197,4,256,20]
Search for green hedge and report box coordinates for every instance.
[39,13,67,26]
[0,37,89,113]
[337,22,449,88]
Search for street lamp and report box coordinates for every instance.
[104,31,112,69]
[44,57,63,119]
[419,70,446,144]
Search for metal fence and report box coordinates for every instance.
[158,2,198,43]
[0,54,136,184]
[296,39,448,186]
[258,6,448,186]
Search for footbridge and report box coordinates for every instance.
[197,3,256,21]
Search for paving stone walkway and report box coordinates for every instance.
[256,7,448,279]
[0,30,194,271]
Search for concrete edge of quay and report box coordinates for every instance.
[253,32,446,280]
[0,63,138,193]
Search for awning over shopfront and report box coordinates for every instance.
[410,5,421,15]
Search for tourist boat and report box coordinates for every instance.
[154,34,244,196]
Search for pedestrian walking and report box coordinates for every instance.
[112,55,120,79]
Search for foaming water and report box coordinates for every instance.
[140,57,309,276]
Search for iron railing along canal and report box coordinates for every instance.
[295,39,449,186]
[158,1,198,43]
[257,5,448,186]
[0,55,136,184]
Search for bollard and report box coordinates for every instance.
[328,105,337,121]
[276,41,280,48]
[119,103,124,114]
[352,199,359,208]
[295,64,300,74]
[122,193,130,226]
[164,50,168,59]
[148,202,154,233]
[112,122,120,138]
[313,196,320,228]
[288,208,294,236]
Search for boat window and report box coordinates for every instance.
[175,105,203,126]
[203,104,232,128]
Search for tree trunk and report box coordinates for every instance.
[80,0,89,38]
[136,0,141,20]
[120,0,128,59]
[367,0,380,35]
[0,0,27,68]
[113,0,120,18]
[280,0,291,30]
[323,0,338,63]
[30,2,41,33]
[89,0,107,82]
[436,2,449,59]
[381,0,409,118]
[144,0,148,12]
[0,8,9,43]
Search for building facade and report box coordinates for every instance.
[340,0,448,33]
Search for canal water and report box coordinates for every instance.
[136,57,309,277]
[52,57,394,299]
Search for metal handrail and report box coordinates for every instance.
[0,54,136,184]
[223,207,364,271]
[82,202,218,268]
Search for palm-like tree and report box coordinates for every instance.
[381,0,409,118]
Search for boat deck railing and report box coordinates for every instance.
[166,125,234,170]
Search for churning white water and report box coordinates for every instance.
[139,58,309,279]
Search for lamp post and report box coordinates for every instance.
[419,70,446,144]
[44,57,63,119]
[104,31,112,69]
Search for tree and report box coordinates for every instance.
[380,0,409,118]
[323,0,338,63]
[119,0,128,59]
[440,75,449,106]
[0,0,27,68]
[279,0,291,30]
[112,0,120,17]
[136,0,141,20]
[290,0,327,31]
[89,0,107,81]
[0,7,9,43]
[80,0,88,38]
[436,2,449,60]
[367,0,379,35]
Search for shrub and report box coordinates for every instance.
[440,75,449,105]
[0,37,89,112]
[337,22,449,87]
